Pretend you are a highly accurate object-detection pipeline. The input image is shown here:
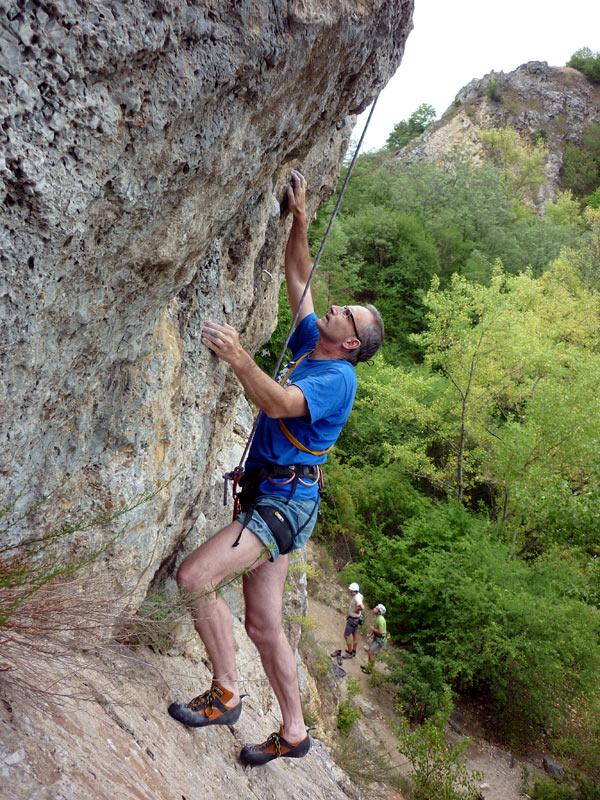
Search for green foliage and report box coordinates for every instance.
[530,777,579,800]
[394,689,482,800]
[337,677,363,733]
[567,48,600,82]
[561,124,600,201]
[388,646,451,723]
[481,127,548,205]
[358,263,600,542]
[358,501,600,746]
[386,103,437,150]
[485,77,503,102]
[544,191,584,228]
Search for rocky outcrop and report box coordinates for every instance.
[399,61,600,205]
[0,1,413,797]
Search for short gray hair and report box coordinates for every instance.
[345,304,384,365]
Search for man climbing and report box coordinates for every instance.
[167,170,384,765]
[343,582,364,658]
[361,604,387,674]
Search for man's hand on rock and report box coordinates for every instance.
[287,169,307,220]
[202,321,245,366]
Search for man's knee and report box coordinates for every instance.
[176,554,215,597]
[245,614,281,650]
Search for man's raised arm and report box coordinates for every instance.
[285,170,315,323]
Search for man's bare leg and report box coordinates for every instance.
[243,556,306,742]
[176,520,269,702]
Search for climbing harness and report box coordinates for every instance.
[223,94,380,520]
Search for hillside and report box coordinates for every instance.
[398,61,600,205]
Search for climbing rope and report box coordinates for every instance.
[224,94,380,507]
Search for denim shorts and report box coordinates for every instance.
[369,637,386,654]
[237,493,320,561]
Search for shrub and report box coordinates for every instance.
[337,677,362,733]
[567,48,600,82]
[394,689,482,800]
[358,502,600,747]
[486,77,503,102]
[0,477,172,700]
[561,124,600,199]
[388,646,451,723]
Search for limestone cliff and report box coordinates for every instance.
[0,1,413,797]
[399,61,600,206]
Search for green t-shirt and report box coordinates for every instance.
[374,615,386,637]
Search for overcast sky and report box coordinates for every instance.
[355,0,600,151]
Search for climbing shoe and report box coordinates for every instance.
[360,665,372,674]
[342,650,356,659]
[330,649,342,658]
[240,726,311,766]
[168,681,242,728]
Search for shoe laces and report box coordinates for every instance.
[189,685,221,712]
[257,731,282,756]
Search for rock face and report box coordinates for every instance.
[0,1,413,797]
[1,0,412,585]
[399,61,600,205]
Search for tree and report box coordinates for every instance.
[386,103,436,150]
[561,123,600,200]
[481,127,548,206]
[349,260,600,550]
[567,47,600,82]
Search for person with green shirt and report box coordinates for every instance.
[361,604,387,674]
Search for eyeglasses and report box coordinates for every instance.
[342,305,361,342]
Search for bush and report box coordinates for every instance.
[394,689,482,800]
[486,77,503,102]
[561,124,600,199]
[530,777,578,800]
[388,646,451,723]
[567,48,600,82]
[357,502,600,746]
[337,676,362,734]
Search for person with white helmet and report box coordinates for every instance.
[341,582,364,658]
[361,603,387,674]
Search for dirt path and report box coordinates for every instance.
[303,543,529,800]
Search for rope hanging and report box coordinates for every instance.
[224,94,380,505]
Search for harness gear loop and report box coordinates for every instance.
[223,94,380,514]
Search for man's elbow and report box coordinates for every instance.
[264,399,304,420]
[263,406,284,420]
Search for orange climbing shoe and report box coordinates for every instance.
[168,681,242,728]
[240,726,311,765]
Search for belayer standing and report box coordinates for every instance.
[361,604,387,674]
[168,170,384,765]
[342,582,364,658]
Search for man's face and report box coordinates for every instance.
[316,304,367,346]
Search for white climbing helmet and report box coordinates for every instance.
[374,604,386,615]
[348,582,360,592]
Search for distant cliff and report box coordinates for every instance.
[0,1,413,797]
[399,61,600,206]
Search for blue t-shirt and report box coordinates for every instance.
[247,313,357,499]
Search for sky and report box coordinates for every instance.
[355,0,600,151]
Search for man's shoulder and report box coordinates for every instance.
[290,312,318,353]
